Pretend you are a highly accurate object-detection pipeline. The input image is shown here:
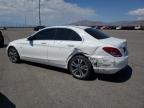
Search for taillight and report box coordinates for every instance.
[103,47,122,57]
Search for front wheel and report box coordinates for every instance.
[68,55,92,80]
[8,47,20,63]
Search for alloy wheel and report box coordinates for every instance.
[8,47,19,63]
[70,57,89,78]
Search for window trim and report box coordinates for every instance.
[53,28,82,41]
[30,28,56,40]
[85,28,109,40]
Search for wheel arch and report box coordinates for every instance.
[7,46,20,57]
[7,46,14,55]
[67,52,89,69]
[67,52,94,80]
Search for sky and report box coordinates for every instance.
[0,0,144,26]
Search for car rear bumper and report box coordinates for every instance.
[89,56,128,74]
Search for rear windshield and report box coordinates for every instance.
[85,28,109,39]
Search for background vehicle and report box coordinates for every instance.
[116,26,122,30]
[7,26,128,80]
[0,27,7,30]
[116,26,135,30]
[34,26,45,31]
[134,25,144,30]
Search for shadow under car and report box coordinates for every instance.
[22,61,132,82]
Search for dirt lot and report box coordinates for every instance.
[0,28,144,108]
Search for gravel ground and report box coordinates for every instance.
[0,28,144,108]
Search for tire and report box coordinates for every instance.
[68,55,92,80]
[8,47,20,63]
[0,36,4,47]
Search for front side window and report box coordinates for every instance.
[32,28,56,40]
[85,28,109,39]
[54,28,82,41]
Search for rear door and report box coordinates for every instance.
[47,28,83,67]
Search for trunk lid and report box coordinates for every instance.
[100,37,128,56]
[100,37,126,47]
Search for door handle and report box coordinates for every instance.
[67,45,74,47]
[41,43,47,45]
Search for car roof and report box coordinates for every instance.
[33,25,98,42]
[44,25,90,30]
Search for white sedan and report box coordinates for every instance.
[7,26,128,79]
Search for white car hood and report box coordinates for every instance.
[99,37,126,48]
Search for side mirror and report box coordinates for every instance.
[27,36,33,41]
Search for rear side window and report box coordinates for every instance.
[32,28,56,40]
[85,28,109,39]
[54,28,82,41]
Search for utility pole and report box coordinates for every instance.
[39,0,41,26]
[25,16,27,26]
[24,0,27,26]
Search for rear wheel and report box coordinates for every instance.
[68,55,92,80]
[8,47,20,63]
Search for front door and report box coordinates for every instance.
[20,28,56,64]
[20,40,48,63]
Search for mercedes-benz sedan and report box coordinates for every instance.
[7,26,128,79]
